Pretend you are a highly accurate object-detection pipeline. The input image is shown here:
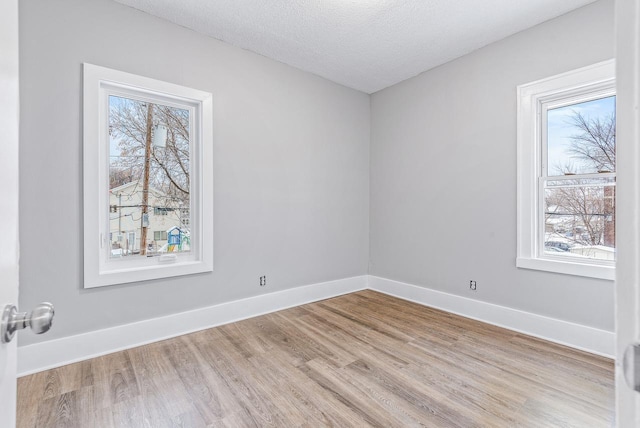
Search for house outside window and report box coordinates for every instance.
[517,60,615,280]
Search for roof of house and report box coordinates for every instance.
[110,181,165,198]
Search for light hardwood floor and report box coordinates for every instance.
[17,290,614,427]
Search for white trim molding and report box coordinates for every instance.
[18,274,614,376]
[17,276,367,377]
[369,276,614,358]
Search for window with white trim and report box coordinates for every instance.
[517,60,615,280]
[83,64,213,288]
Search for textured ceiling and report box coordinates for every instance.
[114,0,597,93]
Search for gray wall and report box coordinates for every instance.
[18,0,370,345]
[19,0,615,347]
[369,0,615,331]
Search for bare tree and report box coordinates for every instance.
[109,168,134,189]
[109,97,190,204]
[567,111,616,173]
[545,182,611,246]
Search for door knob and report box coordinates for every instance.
[1,302,55,344]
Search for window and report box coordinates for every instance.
[154,207,173,216]
[154,231,168,241]
[181,208,190,227]
[517,60,615,280]
[83,63,213,288]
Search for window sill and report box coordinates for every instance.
[85,259,213,289]
[516,257,615,281]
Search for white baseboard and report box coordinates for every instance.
[368,276,615,359]
[18,274,615,376]
[17,275,367,377]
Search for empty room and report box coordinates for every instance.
[3,0,640,426]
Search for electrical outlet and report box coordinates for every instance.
[259,275,266,287]
[469,280,477,291]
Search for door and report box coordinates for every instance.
[616,0,640,426]
[0,0,20,426]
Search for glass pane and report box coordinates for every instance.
[547,95,615,176]
[108,95,191,258]
[544,185,615,260]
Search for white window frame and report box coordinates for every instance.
[83,63,213,288]
[516,60,615,281]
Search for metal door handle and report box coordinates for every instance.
[1,302,54,343]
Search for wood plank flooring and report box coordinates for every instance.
[17,290,614,427]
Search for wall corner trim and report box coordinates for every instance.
[17,275,367,377]
[368,275,614,358]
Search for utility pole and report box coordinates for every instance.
[140,104,153,256]
[118,193,122,243]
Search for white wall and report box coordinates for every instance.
[18,0,370,345]
[369,0,615,331]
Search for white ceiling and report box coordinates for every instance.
[114,0,597,94]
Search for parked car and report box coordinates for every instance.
[545,241,571,252]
